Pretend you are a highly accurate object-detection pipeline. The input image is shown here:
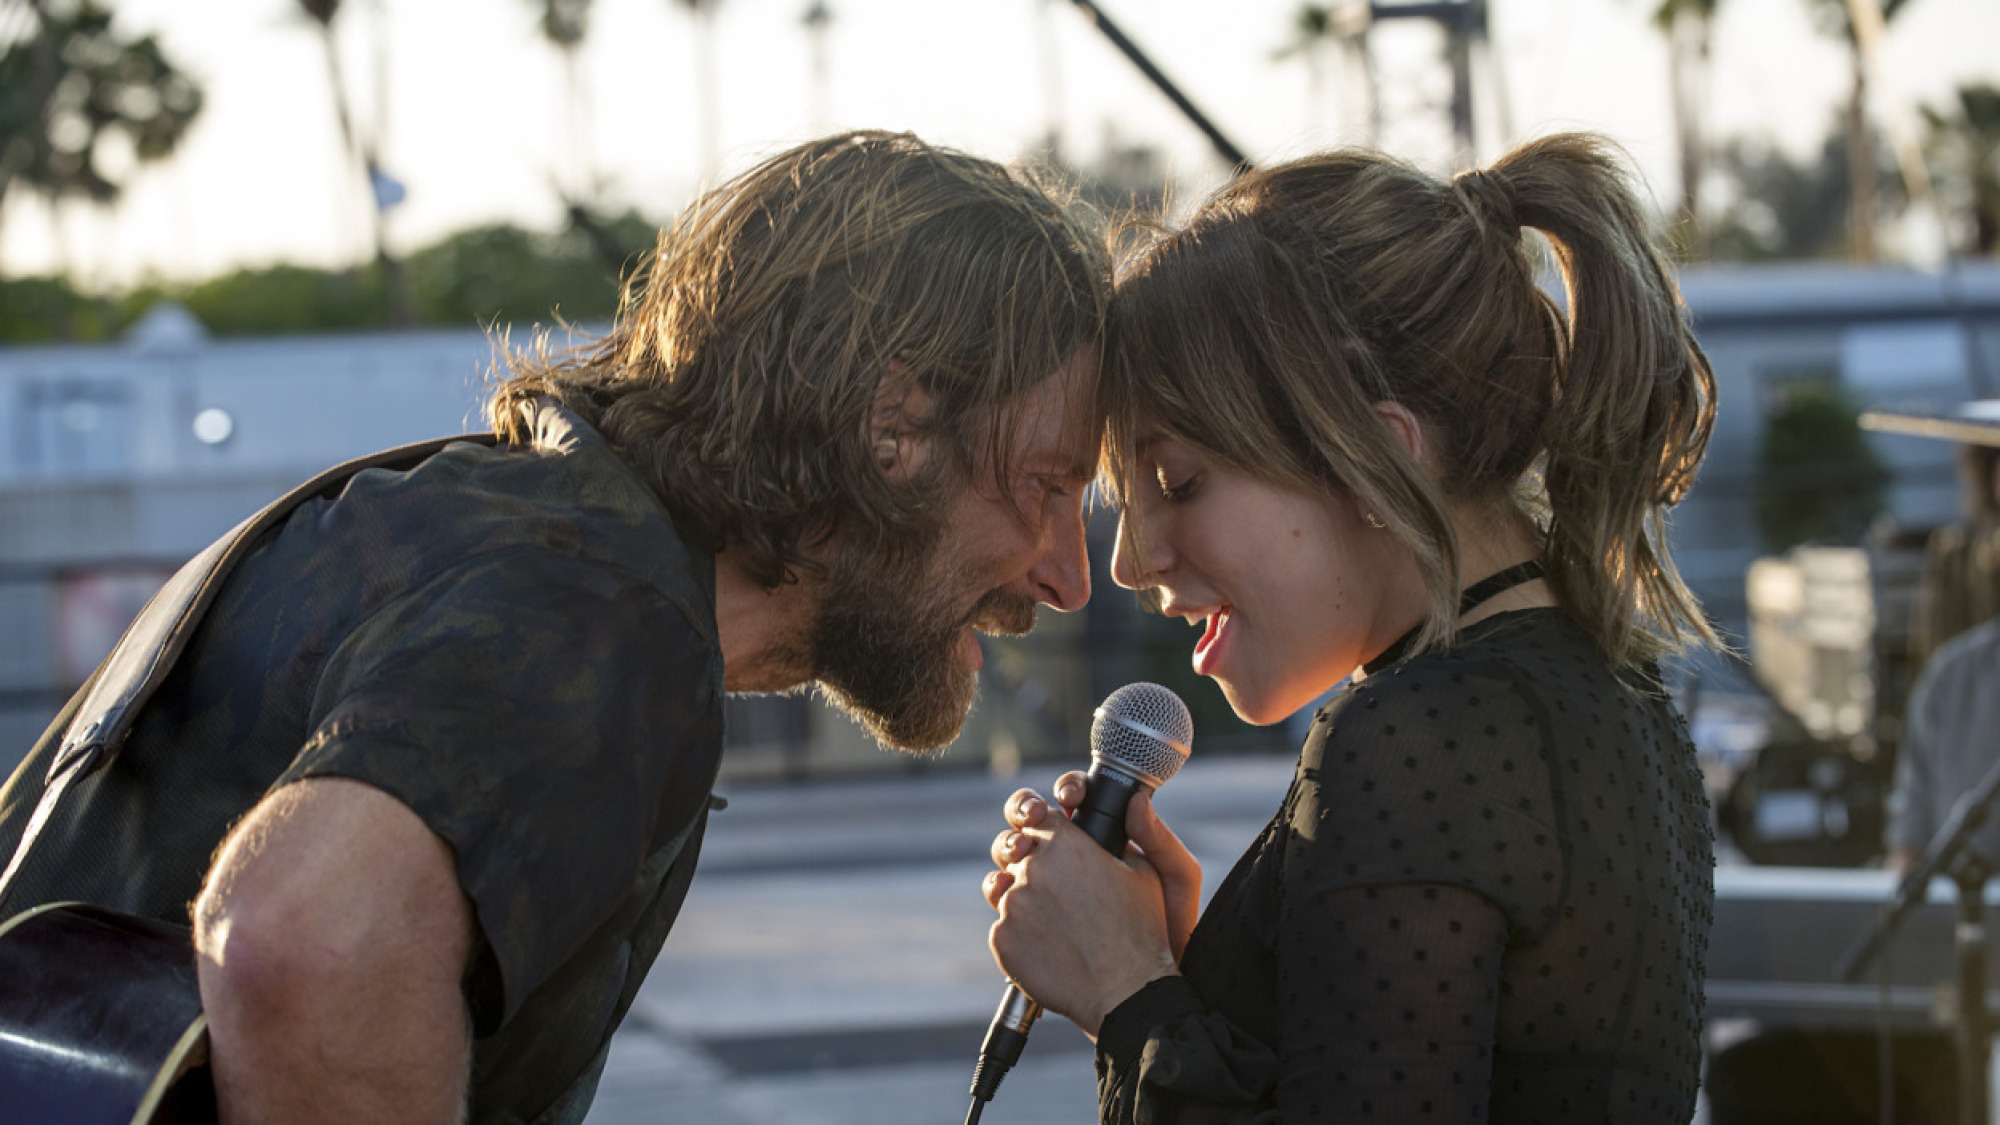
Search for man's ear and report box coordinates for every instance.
[1372,400,1426,465]
[870,362,936,481]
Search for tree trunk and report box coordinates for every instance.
[1847,56,1877,261]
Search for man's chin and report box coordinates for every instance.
[815,666,980,754]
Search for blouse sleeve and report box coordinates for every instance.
[1096,975,1281,1125]
[1094,664,1563,1124]
[1093,886,1510,1125]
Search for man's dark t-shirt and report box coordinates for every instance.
[0,402,726,1124]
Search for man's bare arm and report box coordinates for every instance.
[194,776,476,1124]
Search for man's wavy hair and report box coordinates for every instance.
[489,131,1109,587]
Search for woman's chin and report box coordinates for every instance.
[1215,681,1286,727]
[1214,676,1338,728]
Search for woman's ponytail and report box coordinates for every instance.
[1484,134,1718,663]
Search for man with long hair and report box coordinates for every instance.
[0,131,1108,1123]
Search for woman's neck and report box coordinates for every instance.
[1452,501,1556,628]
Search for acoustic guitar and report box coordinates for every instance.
[0,902,214,1123]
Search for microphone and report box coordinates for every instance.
[967,682,1194,1114]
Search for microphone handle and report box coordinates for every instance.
[970,764,1145,1102]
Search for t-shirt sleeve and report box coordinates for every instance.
[278,545,721,1032]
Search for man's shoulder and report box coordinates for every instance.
[336,437,711,611]
[1928,616,2000,668]
[1924,616,2000,683]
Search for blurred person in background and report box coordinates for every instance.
[983,133,1719,1122]
[1887,612,2000,874]
[0,131,1108,1124]
[1911,437,2000,663]
[1887,415,2000,875]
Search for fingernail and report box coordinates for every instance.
[1004,830,1022,853]
[1022,797,1044,820]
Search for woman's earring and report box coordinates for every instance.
[1363,511,1388,530]
[873,437,899,469]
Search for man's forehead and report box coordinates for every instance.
[1012,368,1103,476]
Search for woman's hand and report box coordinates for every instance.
[979,775,1203,1037]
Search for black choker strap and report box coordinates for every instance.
[1363,559,1547,675]
[1458,559,1546,616]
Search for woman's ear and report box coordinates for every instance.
[870,362,935,480]
[1372,400,1427,465]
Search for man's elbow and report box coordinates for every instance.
[194,881,366,1027]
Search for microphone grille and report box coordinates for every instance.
[1090,682,1193,788]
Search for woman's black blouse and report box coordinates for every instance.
[1095,609,1713,1124]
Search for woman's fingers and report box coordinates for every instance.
[1052,771,1087,814]
[982,868,1013,910]
[984,809,1180,1037]
[990,827,1035,869]
[1126,791,1203,961]
[1127,792,1198,885]
[1004,789,1049,829]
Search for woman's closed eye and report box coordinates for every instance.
[1156,467,1201,503]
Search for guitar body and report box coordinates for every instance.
[0,902,214,1124]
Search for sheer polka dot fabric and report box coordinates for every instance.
[1094,609,1713,1124]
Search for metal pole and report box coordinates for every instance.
[1062,0,1251,171]
[1955,857,1991,1125]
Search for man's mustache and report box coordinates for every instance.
[970,589,1039,637]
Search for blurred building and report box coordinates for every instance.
[1669,260,2000,637]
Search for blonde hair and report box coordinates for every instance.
[1105,133,1717,667]
[490,131,1109,587]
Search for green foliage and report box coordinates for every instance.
[0,208,663,342]
[1922,83,2000,255]
[0,275,117,341]
[1755,379,1890,551]
[179,265,390,335]
[0,1,203,206]
[1803,0,1913,41]
[535,0,593,48]
[1708,128,1903,261]
[408,211,652,328]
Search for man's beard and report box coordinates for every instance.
[807,531,1039,752]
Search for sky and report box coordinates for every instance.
[4,0,1999,289]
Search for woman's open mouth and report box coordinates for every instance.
[1192,607,1231,676]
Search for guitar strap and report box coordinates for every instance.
[0,433,500,905]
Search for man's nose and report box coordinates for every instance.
[1029,502,1091,612]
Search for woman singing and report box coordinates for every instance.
[982,133,1719,1122]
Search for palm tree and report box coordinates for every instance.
[533,0,595,200]
[1805,0,1914,261]
[800,1,832,133]
[1273,5,1335,132]
[1030,0,1065,156]
[295,0,410,323]
[0,0,203,275]
[1652,0,1718,257]
[1923,84,2000,255]
[673,0,723,185]
[1272,3,1375,142]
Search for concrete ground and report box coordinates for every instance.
[580,754,1298,1125]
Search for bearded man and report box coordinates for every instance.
[0,131,1108,1124]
